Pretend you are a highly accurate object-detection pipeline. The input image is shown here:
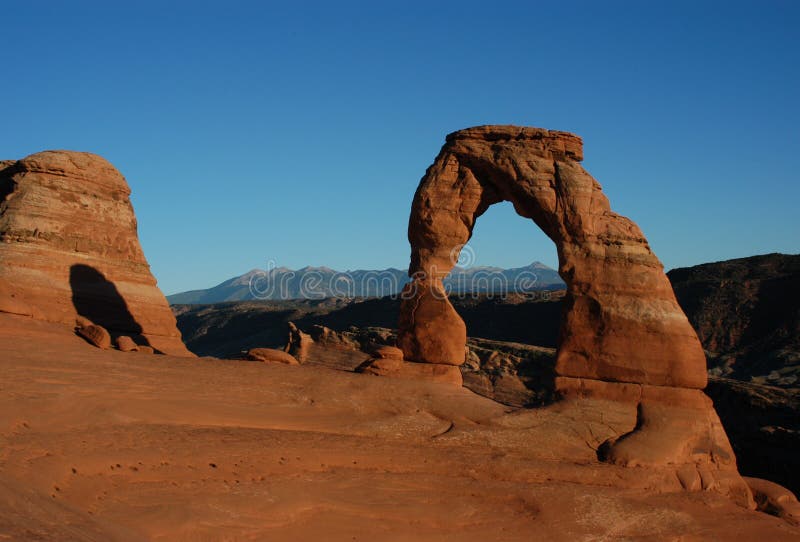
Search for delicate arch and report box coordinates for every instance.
[397,125,706,389]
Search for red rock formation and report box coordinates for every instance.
[115,335,139,352]
[0,151,192,356]
[357,357,463,386]
[390,125,751,505]
[371,345,404,360]
[246,348,300,365]
[285,322,373,370]
[745,476,800,526]
[77,324,111,350]
[398,125,705,389]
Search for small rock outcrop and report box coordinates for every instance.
[745,476,800,526]
[246,348,299,365]
[0,151,191,356]
[286,322,372,370]
[357,356,463,385]
[77,324,111,350]
[115,335,139,352]
[371,345,404,360]
[355,341,462,385]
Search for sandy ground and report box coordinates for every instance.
[0,313,798,541]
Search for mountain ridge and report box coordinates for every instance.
[167,262,565,304]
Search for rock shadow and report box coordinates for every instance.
[70,264,152,347]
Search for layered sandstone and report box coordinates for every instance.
[398,125,705,388]
[0,151,192,356]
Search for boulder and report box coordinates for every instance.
[0,151,192,356]
[286,322,312,362]
[745,476,800,526]
[77,324,111,350]
[371,345,404,360]
[115,335,139,352]
[285,322,372,370]
[246,348,299,365]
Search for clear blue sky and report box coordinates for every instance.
[2,1,798,295]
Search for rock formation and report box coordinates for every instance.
[246,347,299,365]
[77,324,111,350]
[667,254,799,495]
[371,345,404,360]
[382,125,751,505]
[745,476,800,526]
[116,335,139,352]
[396,125,704,387]
[286,322,373,370]
[668,253,800,386]
[0,151,192,356]
[357,355,463,385]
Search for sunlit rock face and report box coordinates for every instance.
[399,125,705,389]
[0,151,192,356]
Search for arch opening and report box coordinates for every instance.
[441,200,565,404]
[443,200,563,344]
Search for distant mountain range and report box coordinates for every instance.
[167,262,565,304]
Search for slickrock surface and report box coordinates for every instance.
[0,151,191,356]
[0,312,797,541]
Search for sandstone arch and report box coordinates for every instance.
[390,126,753,505]
[397,125,706,389]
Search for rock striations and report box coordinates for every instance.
[0,151,192,356]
